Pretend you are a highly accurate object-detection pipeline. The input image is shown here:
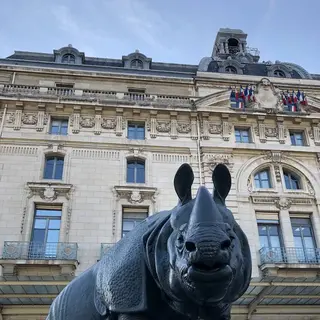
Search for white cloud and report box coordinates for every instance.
[103,0,169,51]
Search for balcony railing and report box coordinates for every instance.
[260,247,320,265]
[1,241,78,260]
[100,243,114,259]
[0,84,192,106]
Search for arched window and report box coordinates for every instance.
[62,54,76,64]
[228,38,240,55]
[130,59,143,69]
[43,156,64,180]
[283,169,301,190]
[273,70,285,78]
[254,169,272,189]
[225,66,237,74]
[126,159,145,183]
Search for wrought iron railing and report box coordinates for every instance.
[259,247,320,265]
[100,243,115,259]
[1,241,78,260]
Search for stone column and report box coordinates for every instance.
[170,112,178,139]
[115,108,124,136]
[13,102,23,130]
[201,112,209,140]
[277,117,286,144]
[279,209,295,248]
[36,104,46,132]
[190,112,197,140]
[94,107,102,135]
[149,111,157,138]
[71,106,81,134]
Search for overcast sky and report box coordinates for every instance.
[0,0,319,73]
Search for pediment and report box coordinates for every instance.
[195,89,231,110]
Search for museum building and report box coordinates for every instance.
[0,28,320,319]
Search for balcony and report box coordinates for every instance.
[0,241,79,278]
[0,84,192,107]
[100,243,114,260]
[259,247,320,278]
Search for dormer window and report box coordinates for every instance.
[130,59,144,69]
[273,70,285,78]
[62,54,76,64]
[225,66,237,74]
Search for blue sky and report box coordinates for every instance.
[0,0,319,73]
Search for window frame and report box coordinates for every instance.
[61,54,76,64]
[254,169,272,189]
[122,207,148,237]
[130,59,144,69]
[289,130,305,146]
[235,127,251,143]
[50,118,69,135]
[127,121,145,140]
[43,155,64,180]
[283,169,301,190]
[126,158,146,184]
[29,207,62,259]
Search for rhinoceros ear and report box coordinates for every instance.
[174,163,194,204]
[212,163,231,203]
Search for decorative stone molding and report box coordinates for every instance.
[115,108,125,136]
[250,194,313,207]
[266,63,292,78]
[274,165,281,182]
[263,151,287,163]
[26,182,73,202]
[208,123,223,134]
[114,186,158,204]
[71,148,120,160]
[170,112,178,139]
[22,113,37,125]
[36,104,48,132]
[176,121,191,134]
[101,117,116,130]
[190,113,197,140]
[274,198,292,210]
[309,124,320,145]
[152,153,190,163]
[54,45,85,64]
[94,107,102,135]
[126,147,146,160]
[79,116,95,128]
[45,143,66,155]
[155,120,171,133]
[206,153,233,169]
[0,145,38,156]
[71,106,81,134]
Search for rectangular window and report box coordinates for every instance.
[128,88,145,94]
[55,83,74,89]
[29,206,62,259]
[128,122,145,140]
[290,131,305,146]
[257,218,284,263]
[122,207,148,237]
[50,118,68,135]
[235,128,250,143]
[127,160,145,183]
[291,217,317,263]
[44,156,64,180]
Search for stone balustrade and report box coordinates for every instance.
[0,84,192,107]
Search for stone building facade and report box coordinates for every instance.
[0,28,320,319]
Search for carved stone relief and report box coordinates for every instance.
[274,198,292,210]
[113,186,158,205]
[101,118,116,130]
[176,122,191,134]
[22,113,37,125]
[80,116,95,128]
[263,151,286,163]
[26,182,73,202]
[273,165,281,182]
[206,154,234,171]
[208,123,222,134]
[156,121,171,133]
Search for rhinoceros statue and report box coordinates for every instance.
[47,163,252,320]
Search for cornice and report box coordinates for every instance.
[0,138,193,154]
[0,64,194,85]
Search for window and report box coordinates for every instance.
[62,54,76,64]
[128,122,145,140]
[50,119,68,135]
[254,169,272,189]
[130,59,144,69]
[127,159,145,183]
[128,88,146,94]
[283,170,301,190]
[29,207,62,259]
[235,128,250,143]
[274,70,285,78]
[55,83,74,89]
[258,221,284,263]
[44,156,64,180]
[227,38,240,55]
[225,66,237,74]
[258,223,282,249]
[291,218,317,263]
[290,131,304,146]
[122,207,148,237]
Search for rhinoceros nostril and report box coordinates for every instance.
[185,241,196,252]
[221,239,231,250]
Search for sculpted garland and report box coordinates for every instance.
[47,163,252,320]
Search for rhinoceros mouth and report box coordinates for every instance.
[185,264,232,283]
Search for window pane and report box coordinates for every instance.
[258,225,268,236]
[51,125,60,135]
[136,128,145,139]
[259,171,268,180]
[270,235,281,248]
[54,161,64,179]
[128,127,135,139]
[268,226,279,236]
[136,167,145,183]
[304,237,315,249]
[34,219,46,229]
[259,235,269,248]
[44,160,54,179]
[294,236,303,248]
[46,230,60,243]
[60,125,68,135]
[36,210,62,217]
[127,166,135,183]
[260,179,271,188]
[292,226,302,237]
[49,220,61,229]
[32,229,46,243]
[291,178,300,190]
[284,174,291,189]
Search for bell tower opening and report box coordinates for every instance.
[227,38,240,55]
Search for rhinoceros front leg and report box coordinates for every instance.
[117,313,149,320]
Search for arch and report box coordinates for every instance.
[253,167,273,189]
[130,59,144,69]
[227,37,240,55]
[53,46,85,64]
[273,69,286,78]
[122,51,151,70]
[282,166,303,190]
[198,57,213,72]
[236,154,319,196]
[225,66,237,74]
[62,53,76,64]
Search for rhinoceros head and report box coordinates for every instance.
[162,163,252,306]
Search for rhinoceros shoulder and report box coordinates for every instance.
[94,209,172,314]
